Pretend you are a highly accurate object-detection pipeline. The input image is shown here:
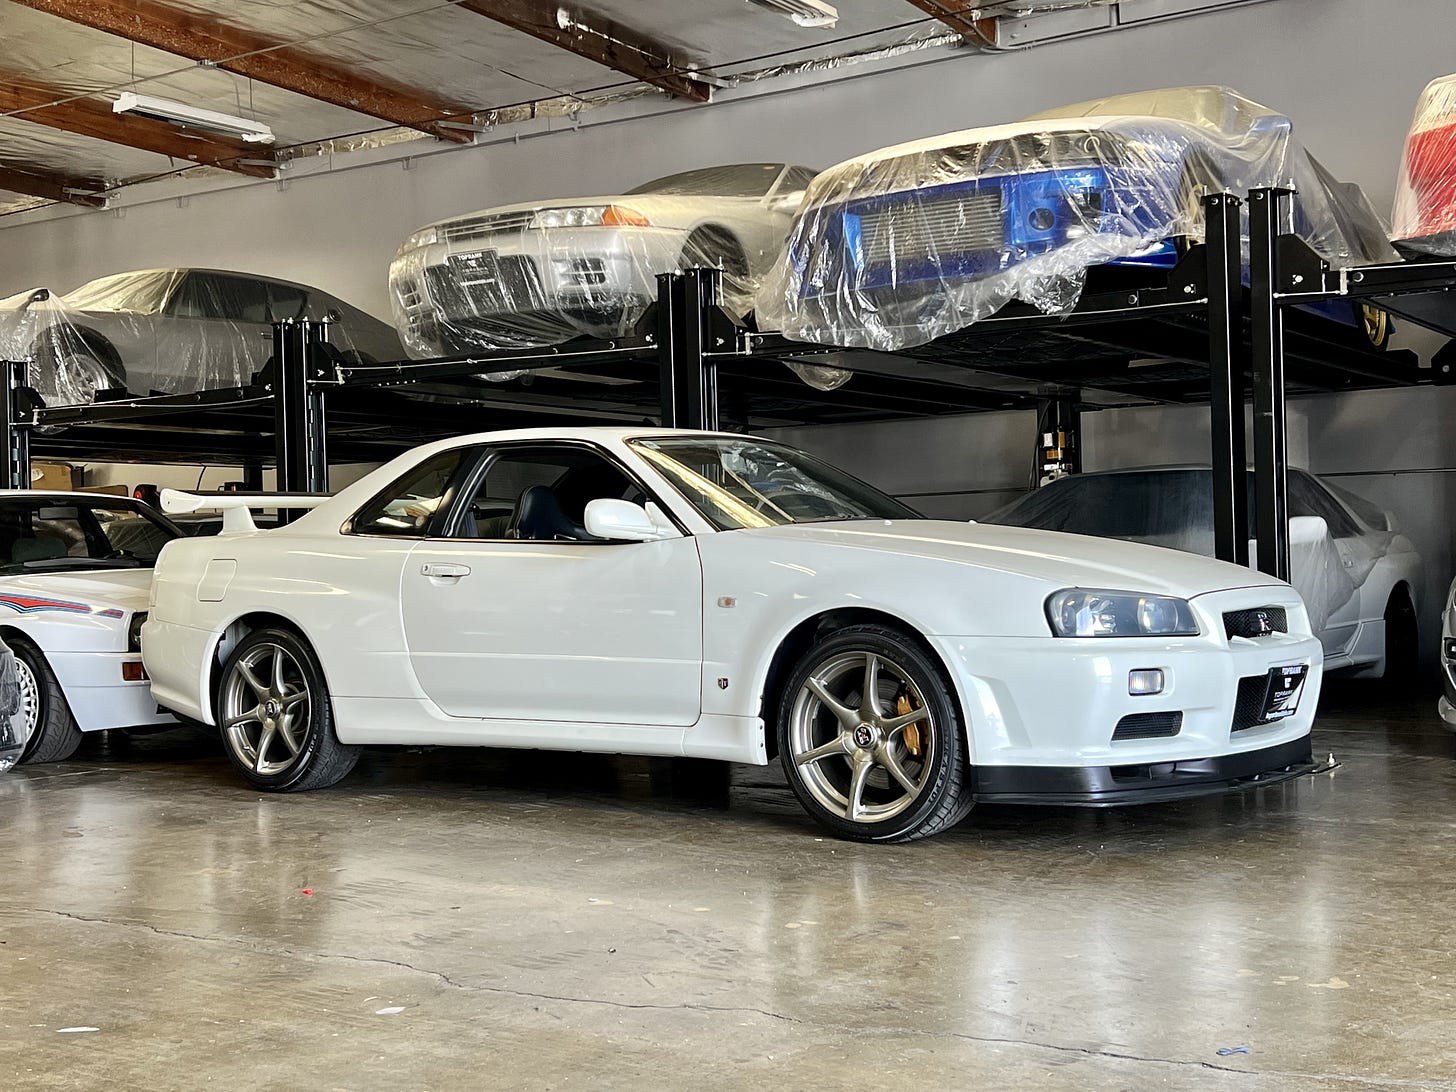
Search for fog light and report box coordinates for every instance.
[1028,207,1056,231]
[1445,638,1456,661]
[122,661,148,682]
[1128,669,1165,696]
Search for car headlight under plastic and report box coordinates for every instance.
[1045,589,1199,638]
[401,226,439,251]
[529,205,650,229]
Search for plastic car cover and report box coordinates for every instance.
[0,640,26,773]
[387,163,814,359]
[1393,73,1456,255]
[757,86,1398,351]
[0,269,398,407]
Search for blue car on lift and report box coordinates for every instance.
[769,87,1396,351]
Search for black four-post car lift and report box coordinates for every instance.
[2,189,1455,584]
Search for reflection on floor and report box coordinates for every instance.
[2,682,1453,1090]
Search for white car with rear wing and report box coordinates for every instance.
[0,491,182,763]
[143,428,1326,843]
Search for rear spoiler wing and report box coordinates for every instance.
[160,489,330,534]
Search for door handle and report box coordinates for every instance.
[421,562,471,580]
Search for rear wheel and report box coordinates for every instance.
[216,627,359,791]
[13,639,84,764]
[777,624,972,842]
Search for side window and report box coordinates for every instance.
[1288,473,1360,539]
[170,274,270,323]
[267,283,308,321]
[451,445,640,541]
[348,449,469,537]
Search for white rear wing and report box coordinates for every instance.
[160,489,331,534]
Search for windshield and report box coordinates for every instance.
[0,498,182,573]
[628,164,785,198]
[629,437,919,530]
[62,270,182,314]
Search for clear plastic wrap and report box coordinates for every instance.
[0,638,26,772]
[982,467,1392,638]
[1393,73,1456,255]
[0,269,402,406]
[388,163,817,357]
[759,86,1398,351]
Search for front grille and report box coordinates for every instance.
[1232,675,1271,732]
[1223,607,1288,640]
[426,252,545,315]
[854,187,1003,269]
[442,211,536,243]
[1112,711,1183,741]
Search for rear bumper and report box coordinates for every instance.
[971,734,1320,806]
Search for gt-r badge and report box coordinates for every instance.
[717,677,729,690]
[1255,610,1273,636]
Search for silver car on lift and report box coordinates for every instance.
[0,268,403,407]
[389,163,818,355]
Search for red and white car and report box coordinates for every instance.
[1393,73,1456,255]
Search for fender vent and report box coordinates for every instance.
[1113,711,1183,741]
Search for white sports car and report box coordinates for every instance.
[144,428,1324,842]
[0,491,181,762]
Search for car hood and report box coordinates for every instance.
[0,568,152,614]
[733,520,1287,599]
[434,193,759,225]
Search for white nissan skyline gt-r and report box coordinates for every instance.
[0,491,182,762]
[144,428,1325,843]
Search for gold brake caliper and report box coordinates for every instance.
[897,693,922,757]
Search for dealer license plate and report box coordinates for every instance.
[1261,664,1308,721]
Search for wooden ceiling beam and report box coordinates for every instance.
[0,77,276,177]
[8,0,476,143]
[456,1,712,103]
[0,163,107,208]
[901,0,998,40]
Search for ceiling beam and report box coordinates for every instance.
[455,1,711,103]
[8,0,475,143]
[0,77,276,177]
[0,163,107,208]
[901,0,998,40]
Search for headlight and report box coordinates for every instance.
[127,611,148,652]
[529,205,650,229]
[401,226,438,251]
[1046,589,1199,638]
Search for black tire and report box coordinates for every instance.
[681,228,753,311]
[13,638,84,764]
[32,327,127,404]
[215,627,359,791]
[1381,588,1419,684]
[776,624,972,843]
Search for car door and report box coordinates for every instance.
[400,441,704,727]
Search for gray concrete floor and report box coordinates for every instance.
[2,684,1454,1090]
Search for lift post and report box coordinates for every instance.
[0,360,31,491]
[1248,187,1292,582]
[271,319,330,507]
[656,268,721,430]
[1203,192,1250,567]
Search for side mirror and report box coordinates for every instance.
[584,498,674,542]
[1288,515,1329,544]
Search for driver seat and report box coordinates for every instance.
[508,486,584,541]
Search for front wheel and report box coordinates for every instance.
[217,627,359,791]
[13,639,84,764]
[777,624,972,842]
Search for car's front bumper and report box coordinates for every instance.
[49,650,174,732]
[970,735,1319,805]
[929,587,1324,804]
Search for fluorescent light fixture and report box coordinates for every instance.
[112,92,275,144]
[746,0,838,28]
